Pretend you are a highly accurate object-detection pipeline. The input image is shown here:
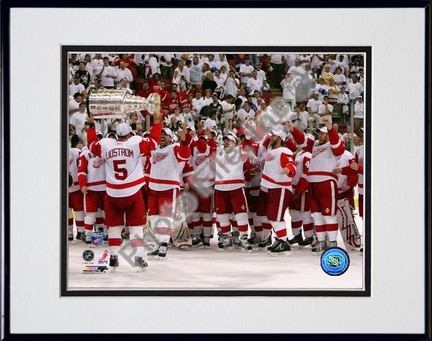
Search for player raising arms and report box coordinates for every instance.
[286,115,345,254]
[86,111,163,272]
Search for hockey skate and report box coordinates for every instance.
[147,242,168,259]
[147,245,161,259]
[68,233,74,242]
[96,227,108,242]
[85,233,92,245]
[109,255,119,271]
[202,235,211,247]
[192,234,203,247]
[328,241,338,248]
[247,232,256,245]
[76,231,85,242]
[252,237,262,248]
[134,256,148,272]
[288,232,304,246]
[232,231,241,248]
[258,236,272,251]
[157,242,168,258]
[269,239,291,256]
[239,235,253,253]
[218,233,233,251]
[298,236,314,246]
[311,241,328,255]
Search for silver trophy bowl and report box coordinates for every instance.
[87,88,160,119]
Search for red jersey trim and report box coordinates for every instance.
[308,171,338,179]
[262,174,292,186]
[107,177,145,189]
[215,179,245,185]
[149,178,181,186]
[87,180,106,187]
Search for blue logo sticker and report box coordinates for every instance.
[320,247,350,276]
[90,232,104,246]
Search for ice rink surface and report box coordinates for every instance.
[66,213,365,293]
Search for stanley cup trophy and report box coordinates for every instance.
[86,88,161,119]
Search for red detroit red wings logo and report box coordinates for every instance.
[312,145,328,158]
[153,152,169,164]
[92,158,105,168]
[265,154,275,162]
[194,155,207,166]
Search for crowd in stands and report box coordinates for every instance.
[68,52,365,150]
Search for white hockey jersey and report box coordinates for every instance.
[291,127,345,184]
[149,143,191,191]
[78,146,106,191]
[214,146,245,191]
[261,147,295,190]
[308,141,341,183]
[336,150,354,191]
[292,150,311,188]
[99,136,149,197]
[69,147,81,193]
[191,143,215,188]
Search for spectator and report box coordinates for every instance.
[172,60,190,92]
[96,57,117,89]
[314,78,330,101]
[192,91,206,116]
[69,74,85,97]
[269,54,285,89]
[246,70,263,95]
[346,74,364,101]
[239,57,254,89]
[306,91,322,129]
[115,61,134,89]
[202,72,218,94]
[354,95,364,131]
[288,105,309,131]
[334,67,347,87]
[280,73,297,111]
[189,56,203,86]
[74,61,91,89]
[318,96,334,123]
[70,101,89,142]
[321,64,336,85]
[213,69,226,98]
[224,68,240,98]
[236,101,255,123]
[69,92,84,116]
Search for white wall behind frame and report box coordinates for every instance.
[9,7,425,334]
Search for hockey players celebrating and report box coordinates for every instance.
[260,128,297,256]
[146,127,191,259]
[287,115,345,254]
[86,112,163,272]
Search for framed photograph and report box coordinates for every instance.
[2,1,430,338]
[61,45,370,297]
